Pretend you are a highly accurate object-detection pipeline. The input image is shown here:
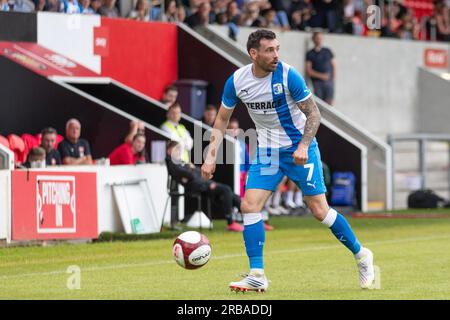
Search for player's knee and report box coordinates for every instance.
[240,199,259,214]
[307,199,329,221]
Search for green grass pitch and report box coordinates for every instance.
[1,211,450,299]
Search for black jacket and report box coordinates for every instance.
[165,156,211,193]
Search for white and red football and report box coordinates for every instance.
[173,231,211,270]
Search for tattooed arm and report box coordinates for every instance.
[293,96,321,165]
[201,104,234,180]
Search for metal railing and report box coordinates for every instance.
[388,133,450,208]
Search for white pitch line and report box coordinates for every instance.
[1,233,449,281]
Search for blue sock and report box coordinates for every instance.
[322,208,361,254]
[243,218,265,269]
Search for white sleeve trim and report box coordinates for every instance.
[295,91,312,103]
[221,101,236,109]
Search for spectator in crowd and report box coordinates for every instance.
[290,0,314,31]
[226,0,241,24]
[124,120,145,144]
[397,10,419,40]
[166,140,245,232]
[98,0,118,18]
[40,127,62,166]
[128,0,151,21]
[306,31,336,105]
[201,104,217,127]
[38,0,62,12]
[185,0,211,28]
[253,8,281,29]
[157,0,179,22]
[160,103,193,163]
[90,0,101,14]
[60,0,82,13]
[1,0,9,11]
[23,147,46,169]
[79,0,94,14]
[109,133,147,165]
[160,85,178,107]
[240,1,261,27]
[58,118,93,165]
[177,2,186,21]
[6,0,35,11]
[310,0,339,32]
[435,0,450,41]
[268,0,290,30]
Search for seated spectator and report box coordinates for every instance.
[90,0,102,14]
[98,0,119,18]
[226,1,241,24]
[157,0,179,22]
[58,118,93,165]
[160,103,193,163]
[128,0,151,21]
[241,1,261,26]
[166,140,244,232]
[124,120,145,144]
[7,0,35,12]
[160,85,178,107]
[23,147,46,169]
[1,0,9,11]
[109,133,147,165]
[60,0,82,13]
[252,8,280,29]
[80,0,95,14]
[185,1,211,28]
[201,104,217,127]
[36,0,61,12]
[176,3,186,22]
[40,127,62,166]
[435,1,450,41]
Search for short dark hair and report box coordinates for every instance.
[247,29,276,54]
[164,85,178,94]
[27,147,45,161]
[41,127,57,136]
[168,102,181,111]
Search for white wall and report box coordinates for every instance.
[37,12,101,73]
[210,26,450,138]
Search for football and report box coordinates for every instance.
[172,231,212,269]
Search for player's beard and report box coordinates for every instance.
[257,59,277,73]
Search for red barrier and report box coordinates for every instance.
[12,171,98,241]
[99,19,178,100]
[0,41,99,77]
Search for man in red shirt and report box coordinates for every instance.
[109,133,147,165]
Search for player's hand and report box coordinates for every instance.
[201,162,216,180]
[293,144,309,165]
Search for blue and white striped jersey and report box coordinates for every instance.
[222,61,312,148]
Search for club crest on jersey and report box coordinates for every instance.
[273,83,283,95]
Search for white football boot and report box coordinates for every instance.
[356,248,375,289]
[229,271,269,292]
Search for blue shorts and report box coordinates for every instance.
[245,143,327,196]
